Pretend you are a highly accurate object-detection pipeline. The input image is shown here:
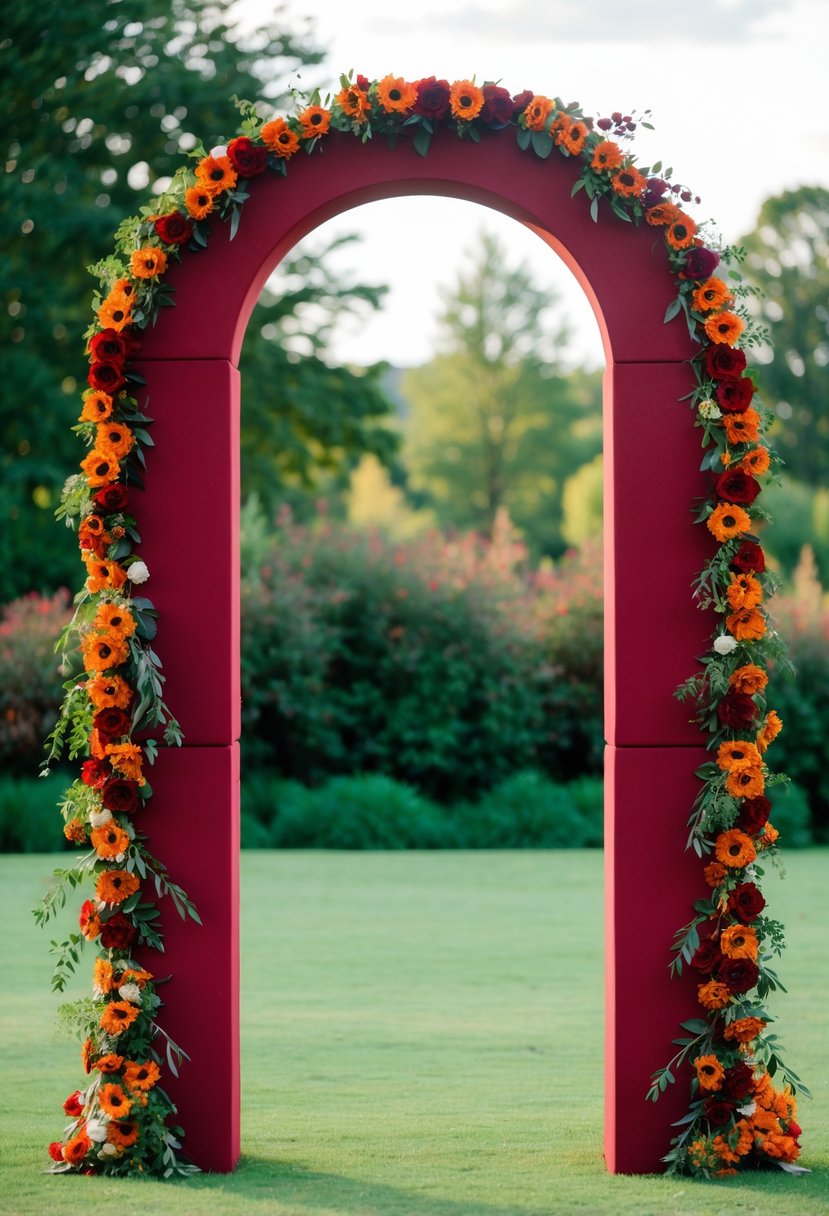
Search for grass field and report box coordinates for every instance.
[1,849,827,1215]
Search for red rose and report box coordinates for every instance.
[722,1062,755,1100]
[737,795,771,834]
[728,882,767,923]
[356,74,370,91]
[93,707,132,741]
[789,1120,802,1140]
[88,329,130,367]
[705,345,747,381]
[704,1098,734,1127]
[717,691,759,731]
[714,469,761,505]
[99,911,136,950]
[684,247,721,280]
[153,210,194,245]
[63,1091,84,1118]
[715,378,755,413]
[691,937,722,973]
[48,1141,65,1162]
[101,777,140,814]
[88,362,126,394]
[731,541,765,574]
[511,89,534,116]
[481,84,513,125]
[227,136,268,177]
[81,758,111,788]
[414,77,451,120]
[720,957,759,994]
[92,483,130,514]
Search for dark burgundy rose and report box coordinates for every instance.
[691,937,722,974]
[728,882,767,923]
[722,1062,755,1100]
[705,1098,734,1127]
[99,911,136,950]
[88,362,126,394]
[642,177,668,208]
[511,89,534,117]
[731,541,766,574]
[714,469,761,505]
[715,377,755,413]
[81,758,111,789]
[92,483,130,514]
[356,74,370,91]
[705,345,747,381]
[414,77,452,120]
[737,796,772,834]
[717,690,759,731]
[789,1120,802,1139]
[93,707,132,741]
[684,247,721,280]
[153,210,194,245]
[597,116,613,131]
[227,136,268,178]
[89,329,130,366]
[481,83,514,125]
[101,777,140,814]
[720,956,759,994]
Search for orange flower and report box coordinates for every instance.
[93,957,116,997]
[129,246,167,280]
[63,1130,92,1164]
[81,631,129,673]
[712,1134,740,1165]
[335,85,371,123]
[98,1082,132,1119]
[83,556,128,593]
[666,213,697,249]
[705,310,744,346]
[260,117,300,158]
[726,572,763,611]
[611,165,647,197]
[733,1119,754,1156]
[763,1132,799,1162]
[645,201,681,226]
[724,1016,766,1045]
[107,1120,139,1149]
[123,1059,161,1092]
[720,923,758,960]
[698,980,731,1010]
[726,766,765,799]
[723,408,761,445]
[715,829,757,869]
[694,1054,725,1092]
[96,868,140,905]
[726,606,766,642]
[703,861,727,888]
[93,603,136,638]
[80,448,119,488]
[376,75,417,114]
[297,105,331,140]
[692,277,733,313]
[81,1036,95,1072]
[590,140,623,172]
[707,502,751,542]
[738,447,771,477]
[97,289,133,332]
[119,967,152,987]
[91,822,131,861]
[184,186,215,221]
[195,155,237,195]
[93,1052,124,1073]
[64,818,87,843]
[522,95,554,131]
[554,118,588,156]
[761,822,779,847]
[80,390,114,423]
[717,740,763,771]
[86,673,132,710]
[729,663,768,695]
[105,742,145,782]
[450,80,485,121]
[100,1000,140,1036]
[756,710,783,754]
[96,421,135,461]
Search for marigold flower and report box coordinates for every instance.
[611,165,647,197]
[93,1052,124,1073]
[100,1000,140,1036]
[98,1082,132,1119]
[692,277,733,313]
[96,868,140,905]
[554,117,588,156]
[522,95,554,131]
[706,502,751,543]
[724,1016,766,1045]
[80,449,119,488]
[760,822,779,847]
[756,710,783,754]
[666,213,697,249]
[123,1060,161,1092]
[726,766,765,799]
[590,139,623,172]
[118,966,153,987]
[715,829,757,869]
[195,154,237,195]
[107,1120,139,1149]
[259,117,301,158]
[698,979,731,1010]
[96,421,135,461]
[376,75,417,114]
[86,673,132,710]
[720,923,758,960]
[703,861,728,888]
[736,446,770,478]
[105,742,145,782]
[129,246,167,279]
[695,1054,726,1092]
[726,572,763,611]
[705,310,744,346]
[91,822,131,862]
[723,408,761,445]
[645,200,681,226]
[93,957,116,997]
[184,186,215,221]
[93,604,136,639]
[64,818,87,843]
[449,80,485,121]
[97,291,133,332]
[79,390,114,423]
[297,105,331,140]
[712,1134,740,1165]
[717,740,762,771]
[726,606,766,642]
[81,631,130,673]
[335,85,372,122]
[729,664,768,695]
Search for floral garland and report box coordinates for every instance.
[38,73,805,1179]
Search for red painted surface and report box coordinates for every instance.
[135,128,708,1174]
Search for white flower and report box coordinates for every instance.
[118,981,142,1005]
[738,1100,757,1117]
[89,806,113,829]
[698,398,722,420]
[713,634,738,655]
[210,144,228,158]
[127,560,150,584]
[86,1118,109,1143]
[98,1142,120,1159]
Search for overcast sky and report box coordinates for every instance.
[234,0,829,367]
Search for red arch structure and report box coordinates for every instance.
[136,130,710,1173]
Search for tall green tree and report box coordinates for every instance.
[402,231,602,556]
[741,186,829,485]
[1,1,394,601]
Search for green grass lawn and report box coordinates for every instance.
[1,849,827,1215]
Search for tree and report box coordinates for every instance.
[402,231,602,556]
[1,1,394,600]
[741,186,829,485]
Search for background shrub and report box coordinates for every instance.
[0,772,72,853]
[0,591,72,775]
[454,770,597,848]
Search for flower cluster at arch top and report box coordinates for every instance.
[38,72,805,1179]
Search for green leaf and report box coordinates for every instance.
[530,130,553,159]
[664,297,682,324]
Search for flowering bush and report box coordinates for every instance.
[0,591,73,773]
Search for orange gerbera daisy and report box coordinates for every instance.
[97,290,133,332]
[522,95,554,131]
[698,980,731,1010]
[726,606,766,642]
[96,868,140,905]
[83,556,129,593]
[335,85,372,122]
[723,408,761,445]
[720,923,759,960]
[645,201,681,226]
[184,186,215,221]
[100,1000,140,1036]
[666,213,697,249]
[726,572,763,611]
[96,421,135,461]
[80,448,119,488]
[93,957,116,997]
[703,861,728,888]
[695,1054,725,1092]
[590,140,623,172]
[726,766,765,799]
[259,117,301,158]
[118,967,153,987]
[705,310,744,346]
[555,118,588,156]
[107,1120,139,1149]
[195,154,237,195]
[738,447,771,477]
[129,246,167,280]
[450,80,485,121]
[757,710,783,754]
[611,165,647,197]
[123,1060,161,1092]
[93,603,136,638]
[105,742,145,782]
[717,739,763,771]
[297,105,331,140]
[79,390,114,423]
[93,1052,124,1073]
[376,75,417,114]
[81,1036,95,1073]
[724,1016,766,1045]
[63,1130,92,1165]
[86,672,132,710]
[81,631,130,673]
[692,277,733,313]
[91,822,131,862]
[715,829,757,869]
[729,663,768,695]
[706,502,751,542]
[98,1082,132,1119]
